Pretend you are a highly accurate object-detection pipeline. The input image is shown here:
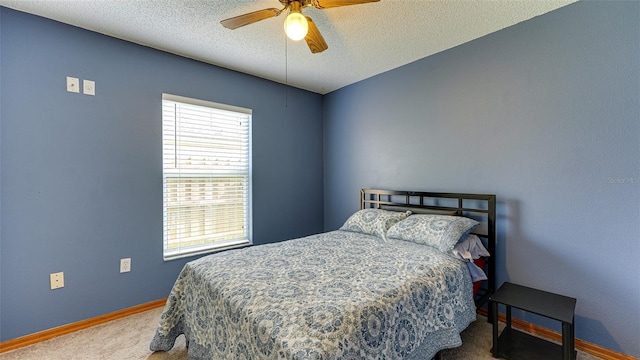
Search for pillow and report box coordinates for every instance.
[340,209,411,240]
[386,214,479,253]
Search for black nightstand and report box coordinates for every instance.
[490,282,577,360]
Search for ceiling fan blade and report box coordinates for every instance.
[220,8,282,30]
[308,0,379,9]
[304,17,328,54]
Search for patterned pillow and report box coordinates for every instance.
[340,209,411,240]
[386,214,479,253]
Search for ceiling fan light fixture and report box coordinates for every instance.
[222,0,380,54]
[284,2,308,41]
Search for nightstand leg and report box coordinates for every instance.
[571,316,575,357]
[506,305,511,329]
[562,320,574,360]
[491,301,499,357]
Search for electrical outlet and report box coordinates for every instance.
[66,76,80,93]
[50,272,64,290]
[120,258,131,273]
[83,79,95,96]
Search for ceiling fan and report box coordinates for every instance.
[220,0,380,54]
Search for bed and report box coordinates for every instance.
[150,189,496,359]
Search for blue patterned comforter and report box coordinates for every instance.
[150,230,476,359]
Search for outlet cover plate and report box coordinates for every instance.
[120,258,131,273]
[50,272,64,290]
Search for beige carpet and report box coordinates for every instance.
[0,308,602,360]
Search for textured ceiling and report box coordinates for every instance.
[0,0,577,94]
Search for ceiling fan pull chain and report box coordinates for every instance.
[285,32,289,108]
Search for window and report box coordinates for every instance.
[162,94,251,260]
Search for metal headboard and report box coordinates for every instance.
[361,189,497,312]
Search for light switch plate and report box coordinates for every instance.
[66,76,80,93]
[83,79,95,96]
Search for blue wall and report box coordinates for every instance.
[2,1,639,358]
[0,8,324,341]
[324,1,639,357]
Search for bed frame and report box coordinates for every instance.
[360,189,497,315]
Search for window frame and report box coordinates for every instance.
[162,93,252,261]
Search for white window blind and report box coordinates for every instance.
[162,94,251,260]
